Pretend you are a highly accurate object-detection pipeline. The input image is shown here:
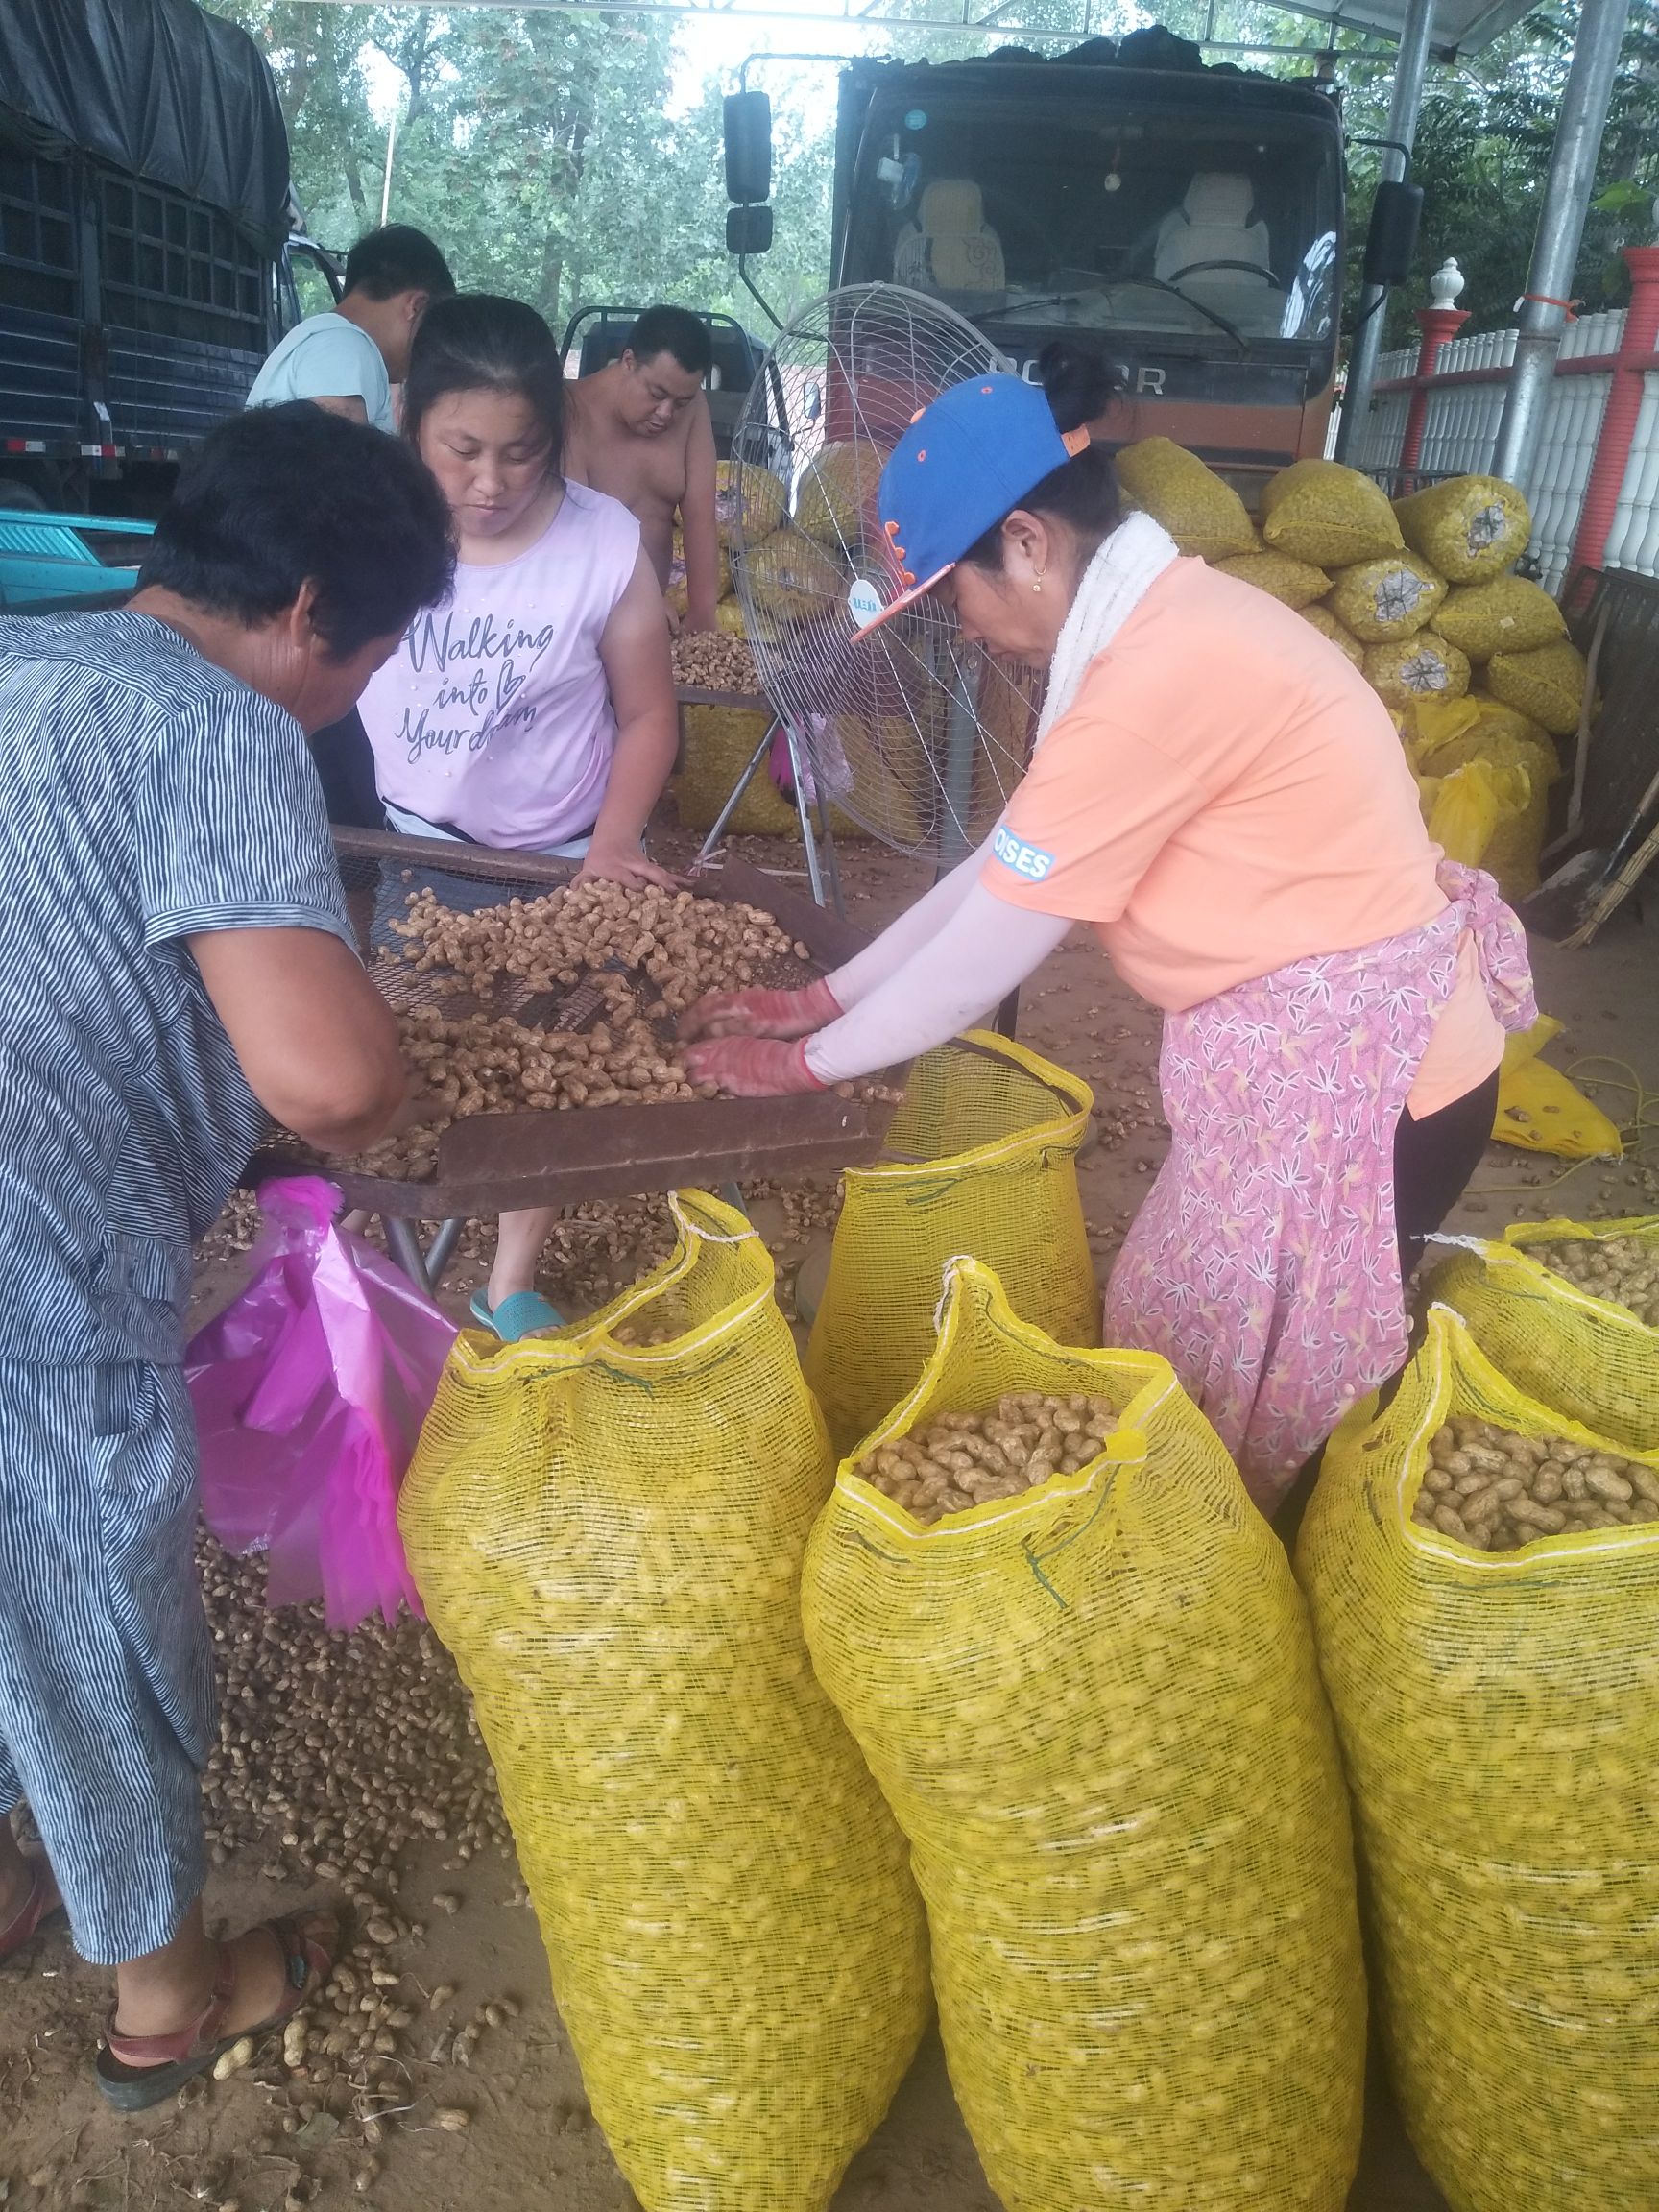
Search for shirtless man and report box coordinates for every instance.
[565,305,721,633]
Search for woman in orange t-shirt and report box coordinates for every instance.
[680,354,1535,1504]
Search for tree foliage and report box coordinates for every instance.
[206,4,835,337]
[209,0,1659,352]
[1335,0,1659,342]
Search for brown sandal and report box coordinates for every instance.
[0,1857,64,1962]
[95,1910,338,2113]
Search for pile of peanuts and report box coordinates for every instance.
[1531,1234,1659,1328]
[191,1540,522,2202]
[672,628,760,693]
[335,879,825,1179]
[1412,1415,1659,1549]
[349,996,712,1180]
[857,1392,1119,1526]
[389,877,808,1015]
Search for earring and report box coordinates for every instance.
[1032,572,1045,594]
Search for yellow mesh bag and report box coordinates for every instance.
[1364,634,1471,711]
[398,1191,931,2211]
[1394,473,1530,583]
[794,439,882,549]
[803,1258,1367,2212]
[1328,552,1448,643]
[666,532,733,618]
[1431,573,1566,661]
[1261,457,1405,567]
[742,528,848,626]
[1299,601,1366,666]
[715,458,786,546]
[1113,436,1257,559]
[676,705,801,836]
[1296,1305,1659,2212]
[1486,637,1589,738]
[1212,549,1331,607]
[803,1034,1098,1454]
[1431,1216,1659,1452]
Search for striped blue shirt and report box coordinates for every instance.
[0,610,350,1364]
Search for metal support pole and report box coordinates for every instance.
[695,717,780,864]
[1491,0,1632,494]
[1334,0,1436,465]
[382,1215,432,1295]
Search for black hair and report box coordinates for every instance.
[625,305,713,378]
[343,225,456,303]
[962,344,1126,571]
[136,404,454,658]
[400,295,565,475]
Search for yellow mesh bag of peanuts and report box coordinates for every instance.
[1431,1214,1659,1452]
[1296,1304,1659,2212]
[398,1190,930,2212]
[803,1257,1367,2212]
[803,1033,1099,1454]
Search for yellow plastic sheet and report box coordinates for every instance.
[804,1258,1367,2212]
[1431,1214,1659,1451]
[399,1191,930,2212]
[1422,757,1529,868]
[803,1033,1098,1454]
[1297,1306,1659,2212]
[1493,1016,1623,1159]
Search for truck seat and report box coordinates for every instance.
[1154,174,1285,330]
[895,180,1006,296]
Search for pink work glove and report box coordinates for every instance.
[678,976,841,1043]
[683,1036,827,1096]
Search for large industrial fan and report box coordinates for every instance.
[717,283,1045,890]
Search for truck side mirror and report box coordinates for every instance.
[1363,180,1424,289]
[727,204,775,257]
[724,91,773,206]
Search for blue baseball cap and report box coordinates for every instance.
[852,373,1089,638]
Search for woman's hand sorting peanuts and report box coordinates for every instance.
[681,1035,826,1097]
[678,977,841,1042]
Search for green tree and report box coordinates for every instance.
[205,0,380,238]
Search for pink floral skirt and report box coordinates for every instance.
[1103,865,1536,1506]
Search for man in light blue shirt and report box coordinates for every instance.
[248,224,454,430]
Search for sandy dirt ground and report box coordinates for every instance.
[6,830,1658,2212]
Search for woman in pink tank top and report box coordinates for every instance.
[358,296,679,1336]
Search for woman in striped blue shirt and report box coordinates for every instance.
[0,406,452,2107]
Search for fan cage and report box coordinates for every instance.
[729,282,1043,862]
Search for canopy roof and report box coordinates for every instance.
[1268,0,1540,56]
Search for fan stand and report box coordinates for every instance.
[695,714,845,918]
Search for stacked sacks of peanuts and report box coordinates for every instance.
[1431,1214,1659,1453]
[805,1256,1367,2212]
[1298,1303,1659,2212]
[1115,439,1587,891]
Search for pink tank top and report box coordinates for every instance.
[360,482,640,850]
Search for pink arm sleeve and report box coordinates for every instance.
[823,830,999,1010]
[805,878,1073,1085]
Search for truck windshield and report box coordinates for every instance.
[844,80,1340,352]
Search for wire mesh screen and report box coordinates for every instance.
[337,836,822,1029]
[729,282,1042,861]
[273,834,904,1214]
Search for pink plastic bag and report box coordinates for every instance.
[185,1176,457,1629]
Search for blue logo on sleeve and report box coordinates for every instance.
[992,825,1056,881]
